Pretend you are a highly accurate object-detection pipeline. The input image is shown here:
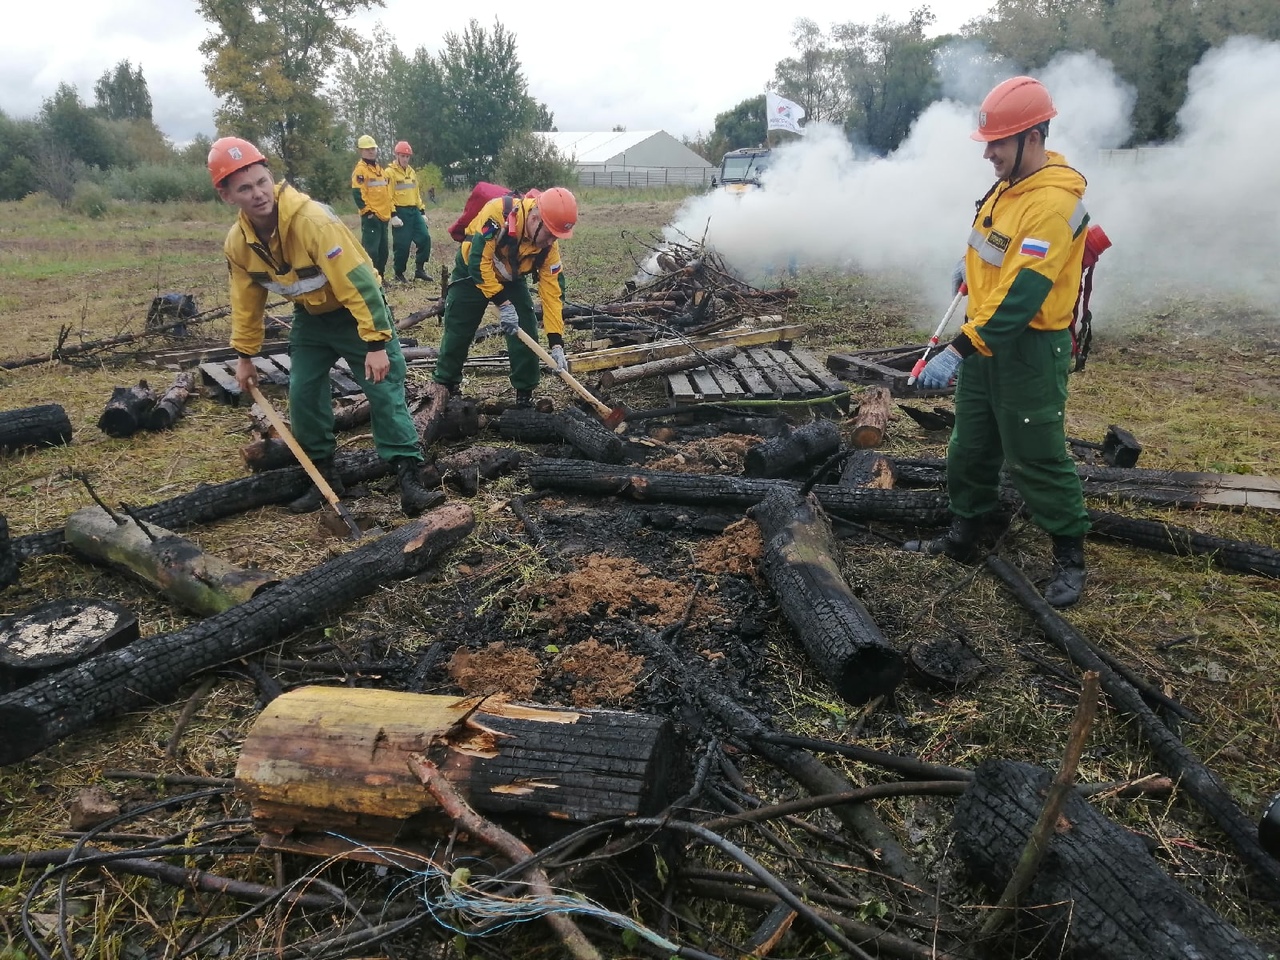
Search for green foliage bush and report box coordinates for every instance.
[103,163,214,203]
[493,133,577,193]
[70,181,113,218]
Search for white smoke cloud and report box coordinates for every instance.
[659,37,1280,329]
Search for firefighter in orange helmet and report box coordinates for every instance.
[386,140,432,283]
[907,77,1093,608]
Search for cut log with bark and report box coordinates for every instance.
[0,502,476,766]
[438,446,523,496]
[526,459,951,526]
[410,385,481,448]
[598,344,741,390]
[497,409,624,464]
[750,487,904,705]
[848,386,892,449]
[743,419,841,479]
[0,403,74,453]
[13,450,393,562]
[64,506,280,617]
[235,686,681,855]
[97,381,158,438]
[0,598,139,689]
[146,372,198,430]
[238,437,295,472]
[952,759,1268,959]
[839,449,896,489]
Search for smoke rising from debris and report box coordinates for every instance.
[661,36,1280,327]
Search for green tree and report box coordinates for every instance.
[330,24,397,155]
[93,60,153,121]
[772,19,850,124]
[0,111,42,200]
[197,0,382,183]
[39,83,115,169]
[701,95,768,162]
[386,46,446,168]
[435,18,552,182]
[492,132,577,192]
[836,7,943,154]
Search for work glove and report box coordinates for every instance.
[951,257,966,295]
[549,343,568,372]
[497,302,520,337]
[918,345,963,389]
[390,215,404,228]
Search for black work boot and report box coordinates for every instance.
[395,457,443,517]
[394,271,407,283]
[413,265,431,281]
[515,389,534,409]
[903,515,984,562]
[1044,535,1087,608]
[288,457,344,514]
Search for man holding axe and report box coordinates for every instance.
[907,77,1094,608]
[208,137,438,518]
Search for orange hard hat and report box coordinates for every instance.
[537,186,577,239]
[971,76,1057,142]
[394,140,412,156]
[208,137,267,186]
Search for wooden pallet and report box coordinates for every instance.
[666,346,849,409]
[199,353,364,405]
[825,344,953,398]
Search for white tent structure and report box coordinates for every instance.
[534,130,713,188]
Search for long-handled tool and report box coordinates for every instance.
[247,383,367,540]
[907,283,967,386]
[512,327,627,429]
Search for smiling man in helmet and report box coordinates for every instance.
[208,136,439,518]
[432,186,577,408]
[908,77,1092,608]
[386,140,433,283]
[351,135,392,279]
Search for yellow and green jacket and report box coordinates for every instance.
[957,151,1089,356]
[386,162,425,211]
[225,183,393,356]
[350,159,393,220]
[460,196,565,338]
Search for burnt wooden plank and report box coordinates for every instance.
[731,352,775,397]
[748,348,803,397]
[690,367,726,400]
[706,363,748,398]
[250,356,289,387]
[789,348,848,394]
[667,372,698,403]
[199,362,242,405]
[765,347,822,395]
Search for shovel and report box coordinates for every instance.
[512,327,627,429]
[247,383,368,540]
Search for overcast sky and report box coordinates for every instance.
[3,0,996,143]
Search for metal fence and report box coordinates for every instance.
[574,167,715,188]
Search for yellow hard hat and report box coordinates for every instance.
[357,135,377,149]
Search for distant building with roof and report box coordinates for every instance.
[534,130,713,188]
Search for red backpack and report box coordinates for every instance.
[1071,223,1112,372]
[447,183,546,243]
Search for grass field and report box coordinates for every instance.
[1,188,1279,958]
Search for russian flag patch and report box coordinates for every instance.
[550,263,562,274]
[325,246,343,259]
[1020,237,1050,259]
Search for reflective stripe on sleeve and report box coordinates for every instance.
[253,273,329,298]
[968,227,1006,267]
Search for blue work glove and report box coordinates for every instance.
[919,345,963,389]
[549,343,568,372]
[951,257,966,295]
[497,302,519,337]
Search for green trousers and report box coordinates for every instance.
[392,206,431,275]
[946,327,1089,538]
[288,306,422,464]
[432,251,541,392]
[359,213,389,279]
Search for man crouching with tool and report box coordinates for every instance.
[905,77,1091,608]
[208,136,438,517]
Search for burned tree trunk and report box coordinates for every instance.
[236,686,680,855]
[952,760,1268,960]
[498,409,624,463]
[0,598,139,689]
[13,450,393,562]
[849,386,891,449]
[239,437,295,472]
[598,344,740,390]
[146,372,198,430]
[526,459,950,526]
[97,381,157,438]
[839,449,896,489]
[439,446,522,496]
[0,503,476,766]
[0,517,17,592]
[1086,509,1280,579]
[750,487,904,705]
[64,507,279,617]
[743,420,841,478]
[0,404,73,453]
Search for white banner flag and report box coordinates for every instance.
[766,92,806,135]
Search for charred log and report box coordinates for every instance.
[146,372,198,430]
[0,598,139,690]
[0,404,74,453]
[97,381,158,438]
[986,555,1280,900]
[1086,509,1280,579]
[439,446,523,496]
[13,450,392,562]
[839,449,896,489]
[849,386,892,449]
[526,459,950,525]
[952,760,1268,959]
[0,503,476,766]
[0,517,17,592]
[743,420,842,479]
[498,409,624,464]
[750,487,904,705]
